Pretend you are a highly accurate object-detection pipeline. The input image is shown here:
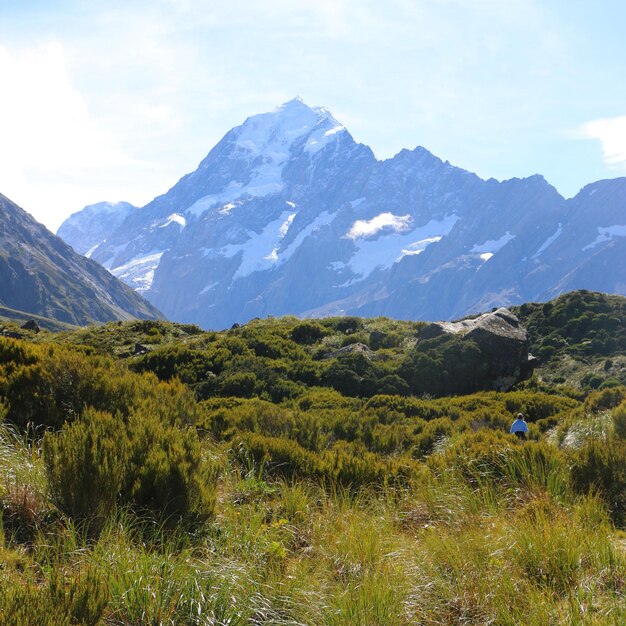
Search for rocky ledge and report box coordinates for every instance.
[420,308,537,391]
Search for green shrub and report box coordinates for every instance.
[44,408,218,527]
[290,322,327,344]
[431,430,568,498]
[321,440,413,488]
[234,431,321,480]
[503,391,578,421]
[44,409,128,523]
[0,564,107,626]
[400,335,491,397]
[614,400,626,439]
[130,345,215,384]
[220,371,258,397]
[48,564,109,626]
[584,386,626,413]
[412,418,454,458]
[0,578,72,626]
[127,413,218,523]
[570,438,626,525]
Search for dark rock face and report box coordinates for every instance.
[420,308,536,390]
[20,319,40,333]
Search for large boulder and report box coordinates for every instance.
[420,308,537,391]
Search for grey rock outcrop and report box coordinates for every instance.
[20,319,40,333]
[420,308,536,390]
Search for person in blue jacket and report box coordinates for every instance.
[510,413,529,439]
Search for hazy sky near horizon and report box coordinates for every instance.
[1,0,625,231]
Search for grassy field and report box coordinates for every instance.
[0,290,625,624]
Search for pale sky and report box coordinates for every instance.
[1,0,625,231]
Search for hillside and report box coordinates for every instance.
[514,290,626,389]
[0,305,77,332]
[0,193,163,325]
[36,290,623,401]
[1,290,626,623]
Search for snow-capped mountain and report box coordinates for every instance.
[58,97,626,328]
[58,201,136,257]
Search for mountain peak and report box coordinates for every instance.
[234,98,344,156]
[278,95,308,109]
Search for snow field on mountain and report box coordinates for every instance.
[347,214,459,279]
[583,224,626,251]
[186,99,342,219]
[111,251,164,293]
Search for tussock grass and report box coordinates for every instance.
[1,364,626,623]
[1,445,625,624]
[0,422,49,539]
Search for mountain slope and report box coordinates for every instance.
[58,98,626,329]
[0,193,163,325]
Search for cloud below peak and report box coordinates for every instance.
[579,115,626,169]
[347,212,412,240]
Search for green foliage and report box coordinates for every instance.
[430,430,568,500]
[323,316,364,334]
[515,291,626,361]
[0,562,108,626]
[44,405,217,526]
[584,385,626,412]
[412,418,453,458]
[290,321,328,344]
[570,438,626,525]
[235,431,413,488]
[44,409,128,522]
[48,564,109,626]
[1,294,626,622]
[127,412,218,523]
[130,344,216,384]
[234,432,321,481]
[400,334,491,396]
[613,399,626,439]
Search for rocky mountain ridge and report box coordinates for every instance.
[58,98,626,329]
[0,193,162,325]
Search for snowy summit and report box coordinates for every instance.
[57,100,626,329]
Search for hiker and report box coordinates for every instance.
[510,413,529,439]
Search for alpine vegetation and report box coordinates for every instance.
[0,291,625,624]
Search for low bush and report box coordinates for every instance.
[44,407,218,527]
[570,438,626,525]
[613,399,626,439]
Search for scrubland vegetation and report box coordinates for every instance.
[0,290,625,624]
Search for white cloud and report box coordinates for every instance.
[579,115,626,168]
[0,43,135,167]
[0,42,146,230]
[346,212,412,240]
[0,41,184,230]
